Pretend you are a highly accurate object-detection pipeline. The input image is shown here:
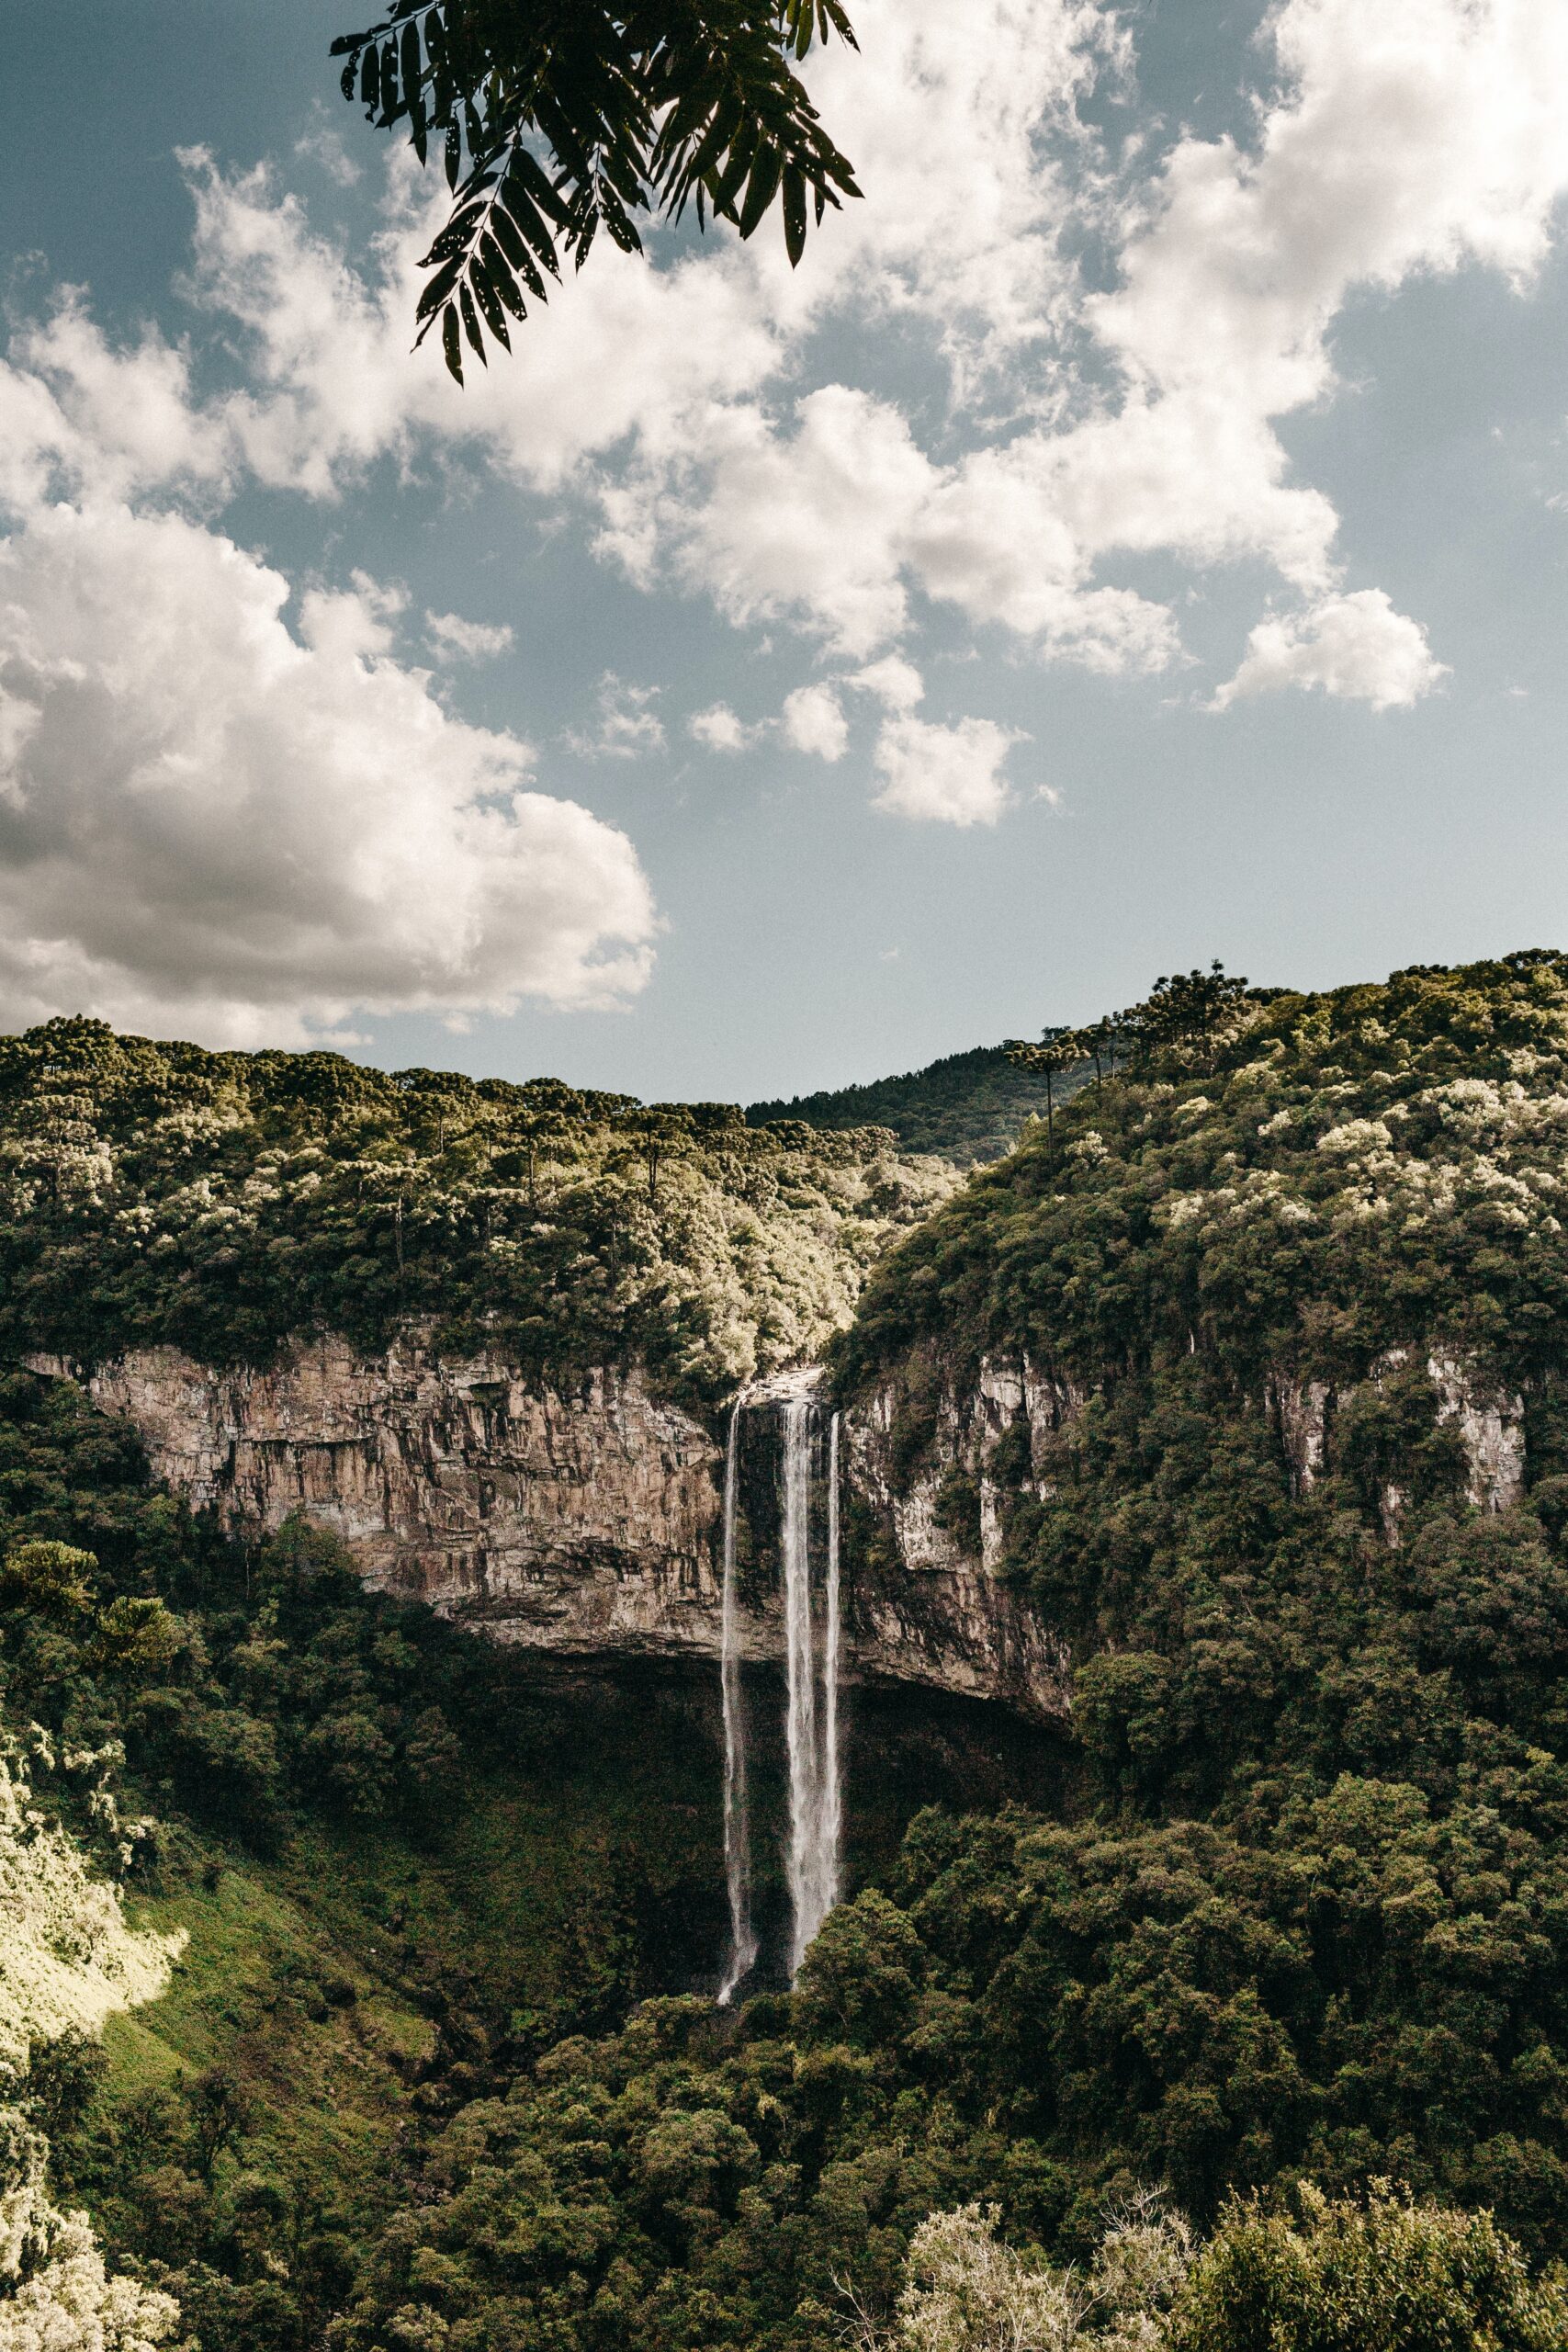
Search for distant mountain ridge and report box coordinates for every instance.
[748,1040,1086,1164]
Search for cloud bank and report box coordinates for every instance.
[148,0,1564,703]
[0,503,655,1044]
[2,0,1566,1043]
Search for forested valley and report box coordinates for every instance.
[6,954,1568,2349]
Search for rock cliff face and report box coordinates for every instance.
[842,1335,1531,1662]
[840,1353,1076,1722]
[23,1335,1069,1722]
[51,1338,723,1657]
[1266,1350,1526,1533]
[848,1355,1083,1578]
[24,1317,1527,1724]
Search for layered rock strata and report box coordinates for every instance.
[22,1321,1529,1721]
[21,1336,1069,1721]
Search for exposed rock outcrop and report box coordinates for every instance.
[23,1335,1069,1721]
[1268,1373,1333,1495]
[840,1333,1529,1634]
[63,1337,722,1655]
[1265,1354,1526,1525]
[842,1354,1073,1720]
[1365,1347,1527,1539]
[845,1353,1083,1579]
[1426,1350,1527,1513]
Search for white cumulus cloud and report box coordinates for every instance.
[688,703,761,752]
[426,610,514,662]
[850,656,925,712]
[0,0,1556,1033]
[1211,590,1449,712]
[0,299,231,511]
[781,684,850,762]
[872,714,1024,827]
[107,0,1566,700]
[657,387,935,657]
[0,503,656,1044]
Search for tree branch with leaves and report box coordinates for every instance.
[331,0,863,380]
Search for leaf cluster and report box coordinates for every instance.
[331,0,862,379]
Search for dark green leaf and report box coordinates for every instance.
[500,176,562,274]
[512,147,574,230]
[472,258,511,348]
[415,254,464,324]
[458,282,488,364]
[481,234,528,322]
[491,204,548,300]
[781,163,807,266]
[738,141,783,240]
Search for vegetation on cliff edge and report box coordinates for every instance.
[0,1018,953,1407]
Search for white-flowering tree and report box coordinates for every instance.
[0,1736,193,2348]
[895,2204,1086,2352]
[0,2188,186,2352]
[0,1736,183,2076]
[863,2198,1194,2352]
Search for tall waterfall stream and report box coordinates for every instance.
[717,1403,758,2003]
[718,1386,842,1997]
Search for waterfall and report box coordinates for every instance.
[781,1396,819,1975]
[819,1409,842,1922]
[782,1394,844,1975]
[717,1383,845,1994]
[717,1403,758,2003]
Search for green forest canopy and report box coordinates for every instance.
[0,1016,953,1408]
[748,1042,1089,1166]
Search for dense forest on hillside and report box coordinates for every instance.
[8,956,1568,2349]
[749,1043,1086,1165]
[838,951,1568,1396]
[312,959,1568,2346]
[0,1369,735,2350]
[829,954,1568,2234]
[6,1364,1567,2351]
[0,1019,953,1408]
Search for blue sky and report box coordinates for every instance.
[2,0,1565,1103]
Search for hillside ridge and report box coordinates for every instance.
[749,1038,1086,1163]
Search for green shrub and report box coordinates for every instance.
[1172,2181,1568,2352]
[0,1540,96,1615]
